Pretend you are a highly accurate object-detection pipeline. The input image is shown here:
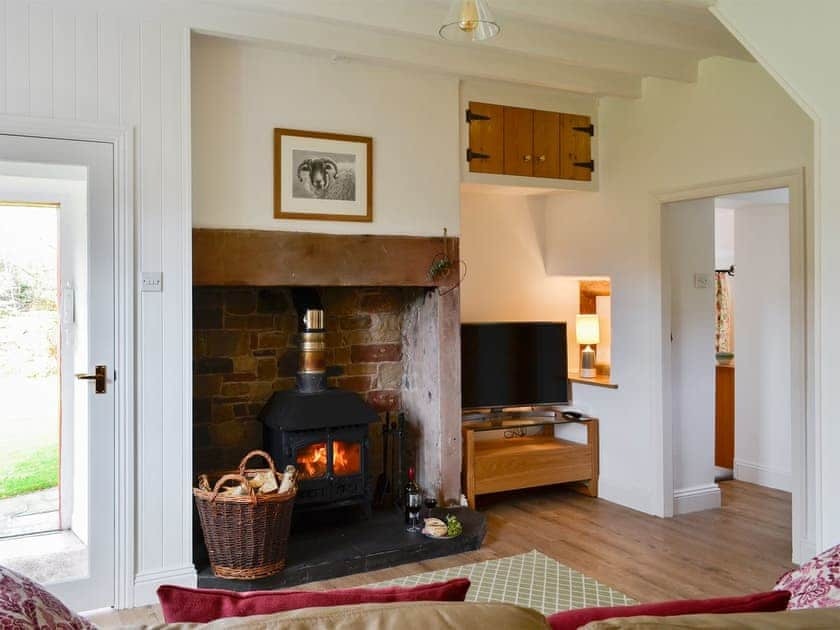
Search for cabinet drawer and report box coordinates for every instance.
[533,110,560,178]
[503,106,534,176]
[560,113,593,181]
[467,101,504,174]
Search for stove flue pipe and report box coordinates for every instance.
[297,308,327,393]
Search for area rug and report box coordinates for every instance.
[366,549,636,616]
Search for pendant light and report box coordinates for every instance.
[439,0,501,42]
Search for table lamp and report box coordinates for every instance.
[576,314,600,378]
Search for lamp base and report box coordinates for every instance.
[580,345,597,378]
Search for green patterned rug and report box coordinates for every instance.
[366,549,636,616]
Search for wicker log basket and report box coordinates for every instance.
[194,450,296,580]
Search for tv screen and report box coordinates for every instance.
[461,322,569,410]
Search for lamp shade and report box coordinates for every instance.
[576,314,600,345]
[439,0,500,42]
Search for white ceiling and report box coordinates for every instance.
[200,0,751,98]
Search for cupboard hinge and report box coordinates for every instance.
[466,109,491,123]
[466,148,491,162]
[573,124,595,137]
[574,160,595,172]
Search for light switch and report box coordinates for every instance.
[142,272,163,292]
[694,273,712,289]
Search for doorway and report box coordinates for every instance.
[0,134,124,611]
[658,170,808,563]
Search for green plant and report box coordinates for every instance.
[0,444,59,499]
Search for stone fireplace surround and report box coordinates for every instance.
[192,229,461,503]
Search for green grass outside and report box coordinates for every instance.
[0,444,59,500]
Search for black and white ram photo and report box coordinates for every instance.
[292,150,356,201]
[275,129,373,222]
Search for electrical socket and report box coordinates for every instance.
[694,273,712,289]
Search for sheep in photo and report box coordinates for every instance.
[297,158,356,201]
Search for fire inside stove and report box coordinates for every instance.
[296,441,362,480]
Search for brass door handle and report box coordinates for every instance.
[523,154,532,162]
[537,155,546,162]
[76,365,106,394]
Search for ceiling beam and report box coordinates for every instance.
[217,0,701,83]
[487,0,751,60]
[184,2,643,97]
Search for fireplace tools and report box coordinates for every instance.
[373,410,408,509]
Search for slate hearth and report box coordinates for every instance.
[197,507,486,591]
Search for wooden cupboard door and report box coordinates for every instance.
[503,106,534,176]
[715,365,735,469]
[560,113,593,181]
[467,101,504,174]
[533,110,560,178]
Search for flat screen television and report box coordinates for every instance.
[461,322,569,410]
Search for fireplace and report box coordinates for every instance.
[260,306,379,514]
[192,229,462,504]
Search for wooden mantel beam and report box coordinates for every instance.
[193,228,459,288]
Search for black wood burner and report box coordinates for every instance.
[260,307,378,515]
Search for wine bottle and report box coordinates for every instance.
[404,466,421,527]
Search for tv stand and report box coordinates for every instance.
[461,411,598,508]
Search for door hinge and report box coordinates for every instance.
[466,109,491,123]
[573,124,595,137]
[466,148,491,162]
[574,160,595,172]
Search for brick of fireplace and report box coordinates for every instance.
[193,286,420,476]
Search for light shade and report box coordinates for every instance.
[439,0,501,42]
[576,314,600,346]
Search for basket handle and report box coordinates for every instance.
[237,449,278,478]
[210,474,256,504]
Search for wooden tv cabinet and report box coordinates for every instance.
[461,413,599,508]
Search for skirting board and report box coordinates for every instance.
[673,484,721,515]
[733,459,792,492]
[134,566,197,606]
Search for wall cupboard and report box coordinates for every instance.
[467,101,593,182]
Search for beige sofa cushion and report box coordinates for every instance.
[147,601,550,630]
[581,607,840,629]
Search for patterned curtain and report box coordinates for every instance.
[715,272,732,353]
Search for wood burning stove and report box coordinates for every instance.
[260,307,378,514]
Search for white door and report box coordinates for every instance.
[0,134,117,611]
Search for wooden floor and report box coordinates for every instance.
[89,480,792,627]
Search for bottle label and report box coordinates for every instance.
[407,493,421,508]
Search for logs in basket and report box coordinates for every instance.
[194,450,296,580]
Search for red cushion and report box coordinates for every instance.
[546,590,791,630]
[157,578,471,623]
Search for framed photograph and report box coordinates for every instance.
[274,128,373,222]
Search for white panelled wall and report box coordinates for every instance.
[0,0,194,605]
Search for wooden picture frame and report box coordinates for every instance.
[274,128,373,222]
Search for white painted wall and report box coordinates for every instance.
[191,34,460,236]
[0,0,194,606]
[663,198,720,513]
[459,191,582,370]
[542,58,813,528]
[733,202,791,492]
[712,0,840,555]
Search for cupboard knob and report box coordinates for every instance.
[523,155,532,162]
[538,155,546,162]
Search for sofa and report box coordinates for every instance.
[142,600,840,629]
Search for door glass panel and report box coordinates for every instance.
[296,442,328,479]
[333,441,361,476]
[0,203,60,538]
